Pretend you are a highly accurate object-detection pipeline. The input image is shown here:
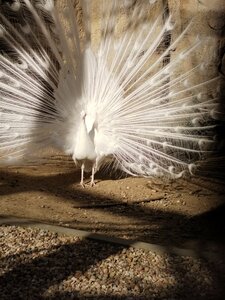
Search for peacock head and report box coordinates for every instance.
[81,109,97,134]
[80,110,86,120]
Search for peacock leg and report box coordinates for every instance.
[80,164,85,188]
[90,166,96,187]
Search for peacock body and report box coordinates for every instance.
[0,0,222,186]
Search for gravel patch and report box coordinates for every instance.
[1,225,225,299]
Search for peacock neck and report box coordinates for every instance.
[72,111,97,167]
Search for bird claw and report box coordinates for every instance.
[80,181,85,188]
[90,180,96,187]
[79,181,95,188]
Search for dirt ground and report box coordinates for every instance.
[1,154,225,250]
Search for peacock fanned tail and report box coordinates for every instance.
[0,0,223,184]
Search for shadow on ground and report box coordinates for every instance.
[1,165,225,298]
[1,228,225,299]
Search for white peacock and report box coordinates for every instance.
[0,0,222,186]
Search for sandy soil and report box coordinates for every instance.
[0,155,225,250]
